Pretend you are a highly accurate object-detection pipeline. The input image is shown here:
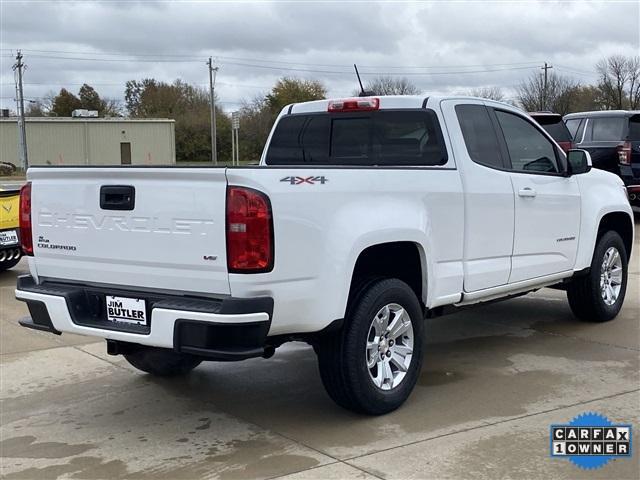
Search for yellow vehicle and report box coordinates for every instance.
[0,187,22,271]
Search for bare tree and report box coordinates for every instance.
[626,56,640,109]
[466,86,505,101]
[363,76,420,95]
[517,71,579,115]
[101,98,122,117]
[595,55,640,109]
[596,55,629,109]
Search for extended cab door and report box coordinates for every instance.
[442,100,514,291]
[490,107,581,283]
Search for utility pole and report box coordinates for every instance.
[541,62,553,111]
[13,50,28,170]
[207,57,219,165]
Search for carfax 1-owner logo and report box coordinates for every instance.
[551,412,632,470]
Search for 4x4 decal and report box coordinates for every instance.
[280,176,328,185]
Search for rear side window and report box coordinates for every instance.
[265,110,447,166]
[565,118,582,139]
[495,110,559,174]
[455,104,503,169]
[590,117,626,141]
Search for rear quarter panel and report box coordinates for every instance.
[226,167,464,335]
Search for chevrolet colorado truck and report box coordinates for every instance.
[16,96,634,414]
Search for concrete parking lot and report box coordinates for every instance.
[1,222,638,480]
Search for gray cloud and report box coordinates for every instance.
[1,0,638,111]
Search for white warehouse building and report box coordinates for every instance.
[0,117,175,167]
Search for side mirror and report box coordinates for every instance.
[566,149,592,175]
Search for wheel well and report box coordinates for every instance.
[348,242,424,307]
[598,212,633,258]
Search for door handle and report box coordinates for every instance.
[518,187,537,198]
[100,185,136,210]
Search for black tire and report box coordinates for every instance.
[0,257,21,271]
[567,231,628,322]
[123,346,202,377]
[316,278,424,415]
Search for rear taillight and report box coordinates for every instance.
[617,141,632,165]
[558,141,574,153]
[327,97,379,112]
[226,186,273,273]
[19,182,33,256]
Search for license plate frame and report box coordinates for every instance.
[105,295,148,326]
[0,229,18,246]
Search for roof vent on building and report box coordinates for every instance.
[71,109,98,118]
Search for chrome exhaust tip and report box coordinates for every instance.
[0,251,6,262]
[14,248,21,260]
[6,250,14,261]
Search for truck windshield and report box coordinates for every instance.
[265,110,447,166]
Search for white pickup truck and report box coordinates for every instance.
[16,96,634,414]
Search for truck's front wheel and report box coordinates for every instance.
[124,346,202,377]
[316,278,424,415]
[567,231,628,322]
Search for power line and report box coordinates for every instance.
[555,65,599,78]
[15,48,544,69]
[15,51,542,75]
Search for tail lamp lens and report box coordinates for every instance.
[19,182,33,256]
[226,186,273,273]
[617,142,631,165]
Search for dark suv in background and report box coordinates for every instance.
[529,112,574,152]
[564,110,640,210]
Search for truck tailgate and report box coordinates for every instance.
[29,168,230,295]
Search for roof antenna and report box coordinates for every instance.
[354,64,374,97]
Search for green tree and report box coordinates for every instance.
[264,78,326,115]
[78,84,102,111]
[50,88,82,117]
[238,95,273,164]
[125,78,230,163]
[237,78,327,163]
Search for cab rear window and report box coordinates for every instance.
[265,110,448,166]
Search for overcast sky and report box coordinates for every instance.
[1,0,639,113]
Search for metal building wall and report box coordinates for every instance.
[0,119,176,166]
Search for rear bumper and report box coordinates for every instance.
[0,227,21,263]
[15,275,274,360]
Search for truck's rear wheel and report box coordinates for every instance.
[124,346,202,377]
[567,231,628,322]
[316,278,424,415]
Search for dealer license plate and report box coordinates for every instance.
[0,229,18,246]
[105,296,148,326]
